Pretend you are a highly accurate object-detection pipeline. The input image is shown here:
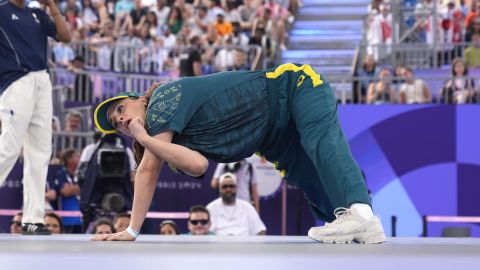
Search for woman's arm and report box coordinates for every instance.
[138,131,209,177]
[91,146,163,241]
[128,148,163,232]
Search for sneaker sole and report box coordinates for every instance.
[22,232,52,235]
[308,231,386,244]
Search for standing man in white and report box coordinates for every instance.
[0,0,71,234]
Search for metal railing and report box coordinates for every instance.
[359,42,477,69]
[49,42,264,74]
[330,74,480,105]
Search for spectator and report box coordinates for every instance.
[70,56,94,103]
[186,205,214,235]
[113,213,131,232]
[166,6,184,35]
[45,177,58,210]
[60,111,87,151]
[93,218,116,234]
[464,32,480,69]
[151,0,170,26]
[190,5,210,37]
[215,37,235,71]
[160,220,180,235]
[399,67,431,104]
[129,0,149,28]
[465,0,478,29]
[249,27,272,58]
[238,0,258,31]
[179,36,203,77]
[367,68,396,104]
[45,212,65,234]
[10,212,23,234]
[366,2,392,61]
[466,16,480,44]
[211,159,260,212]
[81,0,99,33]
[53,149,83,233]
[213,12,233,37]
[231,21,249,48]
[441,58,476,103]
[53,42,75,67]
[207,173,266,236]
[115,0,135,17]
[355,54,377,103]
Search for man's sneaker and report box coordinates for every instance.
[308,207,386,244]
[22,223,52,235]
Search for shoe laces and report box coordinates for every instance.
[327,207,352,226]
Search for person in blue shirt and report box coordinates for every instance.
[91,63,386,244]
[53,149,83,233]
[0,0,71,235]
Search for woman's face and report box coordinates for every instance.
[454,61,465,76]
[107,97,147,136]
[45,216,62,234]
[160,224,177,235]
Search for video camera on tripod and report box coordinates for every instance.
[77,133,133,229]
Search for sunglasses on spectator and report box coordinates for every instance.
[10,221,21,226]
[221,184,236,189]
[189,219,209,225]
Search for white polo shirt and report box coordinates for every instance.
[207,198,266,236]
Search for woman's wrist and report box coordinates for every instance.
[126,226,140,238]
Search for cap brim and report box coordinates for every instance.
[94,96,130,134]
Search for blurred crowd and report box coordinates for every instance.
[35,0,299,74]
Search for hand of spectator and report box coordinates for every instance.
[90,230,136,241]
[129,116,148,142]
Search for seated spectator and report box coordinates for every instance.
[249,27,272,58]
[52,42,75,67]
[185,205,215,235]
[441,58,477,104]
[213,12,233,37]
[151,0,170,27]
[166,6,184,35]
[113,213,131,232]
[464,32,480,69]
[70,56,94,103]
[10,212,22,234]
[465,12,480,42]
[45,212,65,234]
[207,173,266,236]
[59,111,88,152]
[367,68,396,104]
[355,54,377,103]
[399,67,431,104]
[231,21,249,48]
[93,218,116,234]
[160,220,180,235]
[215,37,235,71]
[53,149,83,233]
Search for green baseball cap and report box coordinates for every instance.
[94,91,141,134]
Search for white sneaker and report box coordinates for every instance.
[308,207,386,244]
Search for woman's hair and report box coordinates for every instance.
[160,220,180,234]
[451,57,468,76]
[92,218,116,234]
[132,83,163,166]
[45,212,65,233]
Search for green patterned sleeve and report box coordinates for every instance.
[146,83,183,136]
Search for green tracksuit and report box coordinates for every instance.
[146,63,370,222]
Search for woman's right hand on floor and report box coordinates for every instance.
[90,230,136,241]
